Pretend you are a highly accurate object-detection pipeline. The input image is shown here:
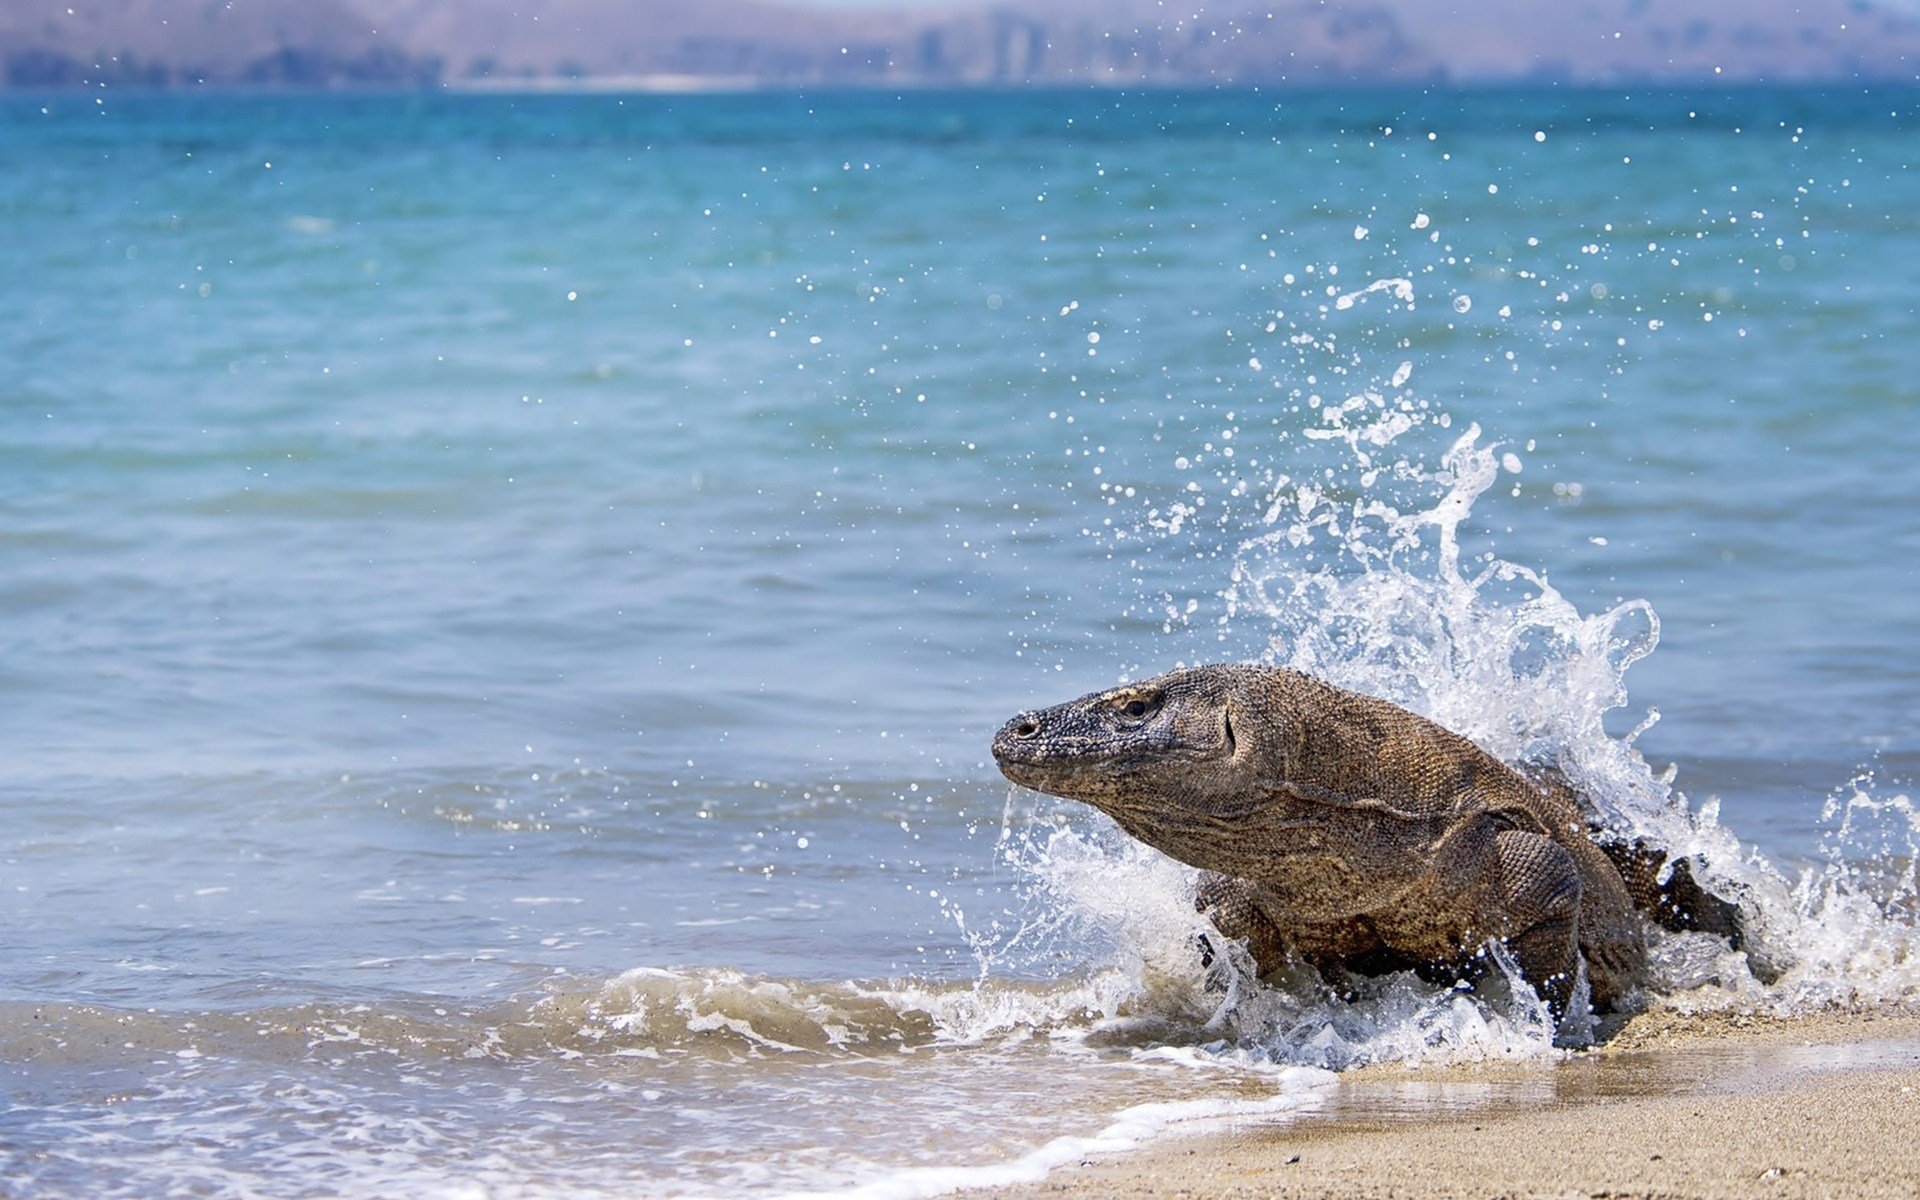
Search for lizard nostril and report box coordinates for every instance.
[1015,720,1039,738]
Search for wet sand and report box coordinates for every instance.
[972,1007,1920,1200]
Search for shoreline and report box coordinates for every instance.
[967,1006,1920,1200]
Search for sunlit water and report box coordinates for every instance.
[2,86,1917,1197]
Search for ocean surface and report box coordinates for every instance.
[2,85,1917,1197]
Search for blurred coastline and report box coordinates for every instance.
[3,0,1918,91]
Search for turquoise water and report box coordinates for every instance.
[2,86,1917,1196]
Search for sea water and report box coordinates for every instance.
[1,86,1917,1197]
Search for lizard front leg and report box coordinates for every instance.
[1194,871,1288,976]
[1491,830,1584,1019]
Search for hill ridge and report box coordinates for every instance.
[3,0,1915,89]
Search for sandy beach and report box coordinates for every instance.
[972,1007,1920,1200]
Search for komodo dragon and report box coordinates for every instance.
[992,663,1741,1022]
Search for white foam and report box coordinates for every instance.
[985,819,1564,1066]
[768,1078,1330,1200]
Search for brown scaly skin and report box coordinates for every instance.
[991,663,1652,1022]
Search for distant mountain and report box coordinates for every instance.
[0,0,434,86]
[3,0,1916,89]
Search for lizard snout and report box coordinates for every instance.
[991,712,1054,776]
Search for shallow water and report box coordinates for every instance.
[2,85,1917,1197]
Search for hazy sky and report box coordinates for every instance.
[783,0,982,6]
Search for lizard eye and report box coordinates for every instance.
[1110,693,1159,722]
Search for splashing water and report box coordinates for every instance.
[978,820,1563,1067]
[984,276,1920,1075]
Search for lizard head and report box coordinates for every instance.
[992,664,1274,821]
[994,664,1459,907]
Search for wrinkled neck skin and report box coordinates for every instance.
[1101,785,1354,886]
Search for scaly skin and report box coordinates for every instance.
[991,663,1650,1019]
